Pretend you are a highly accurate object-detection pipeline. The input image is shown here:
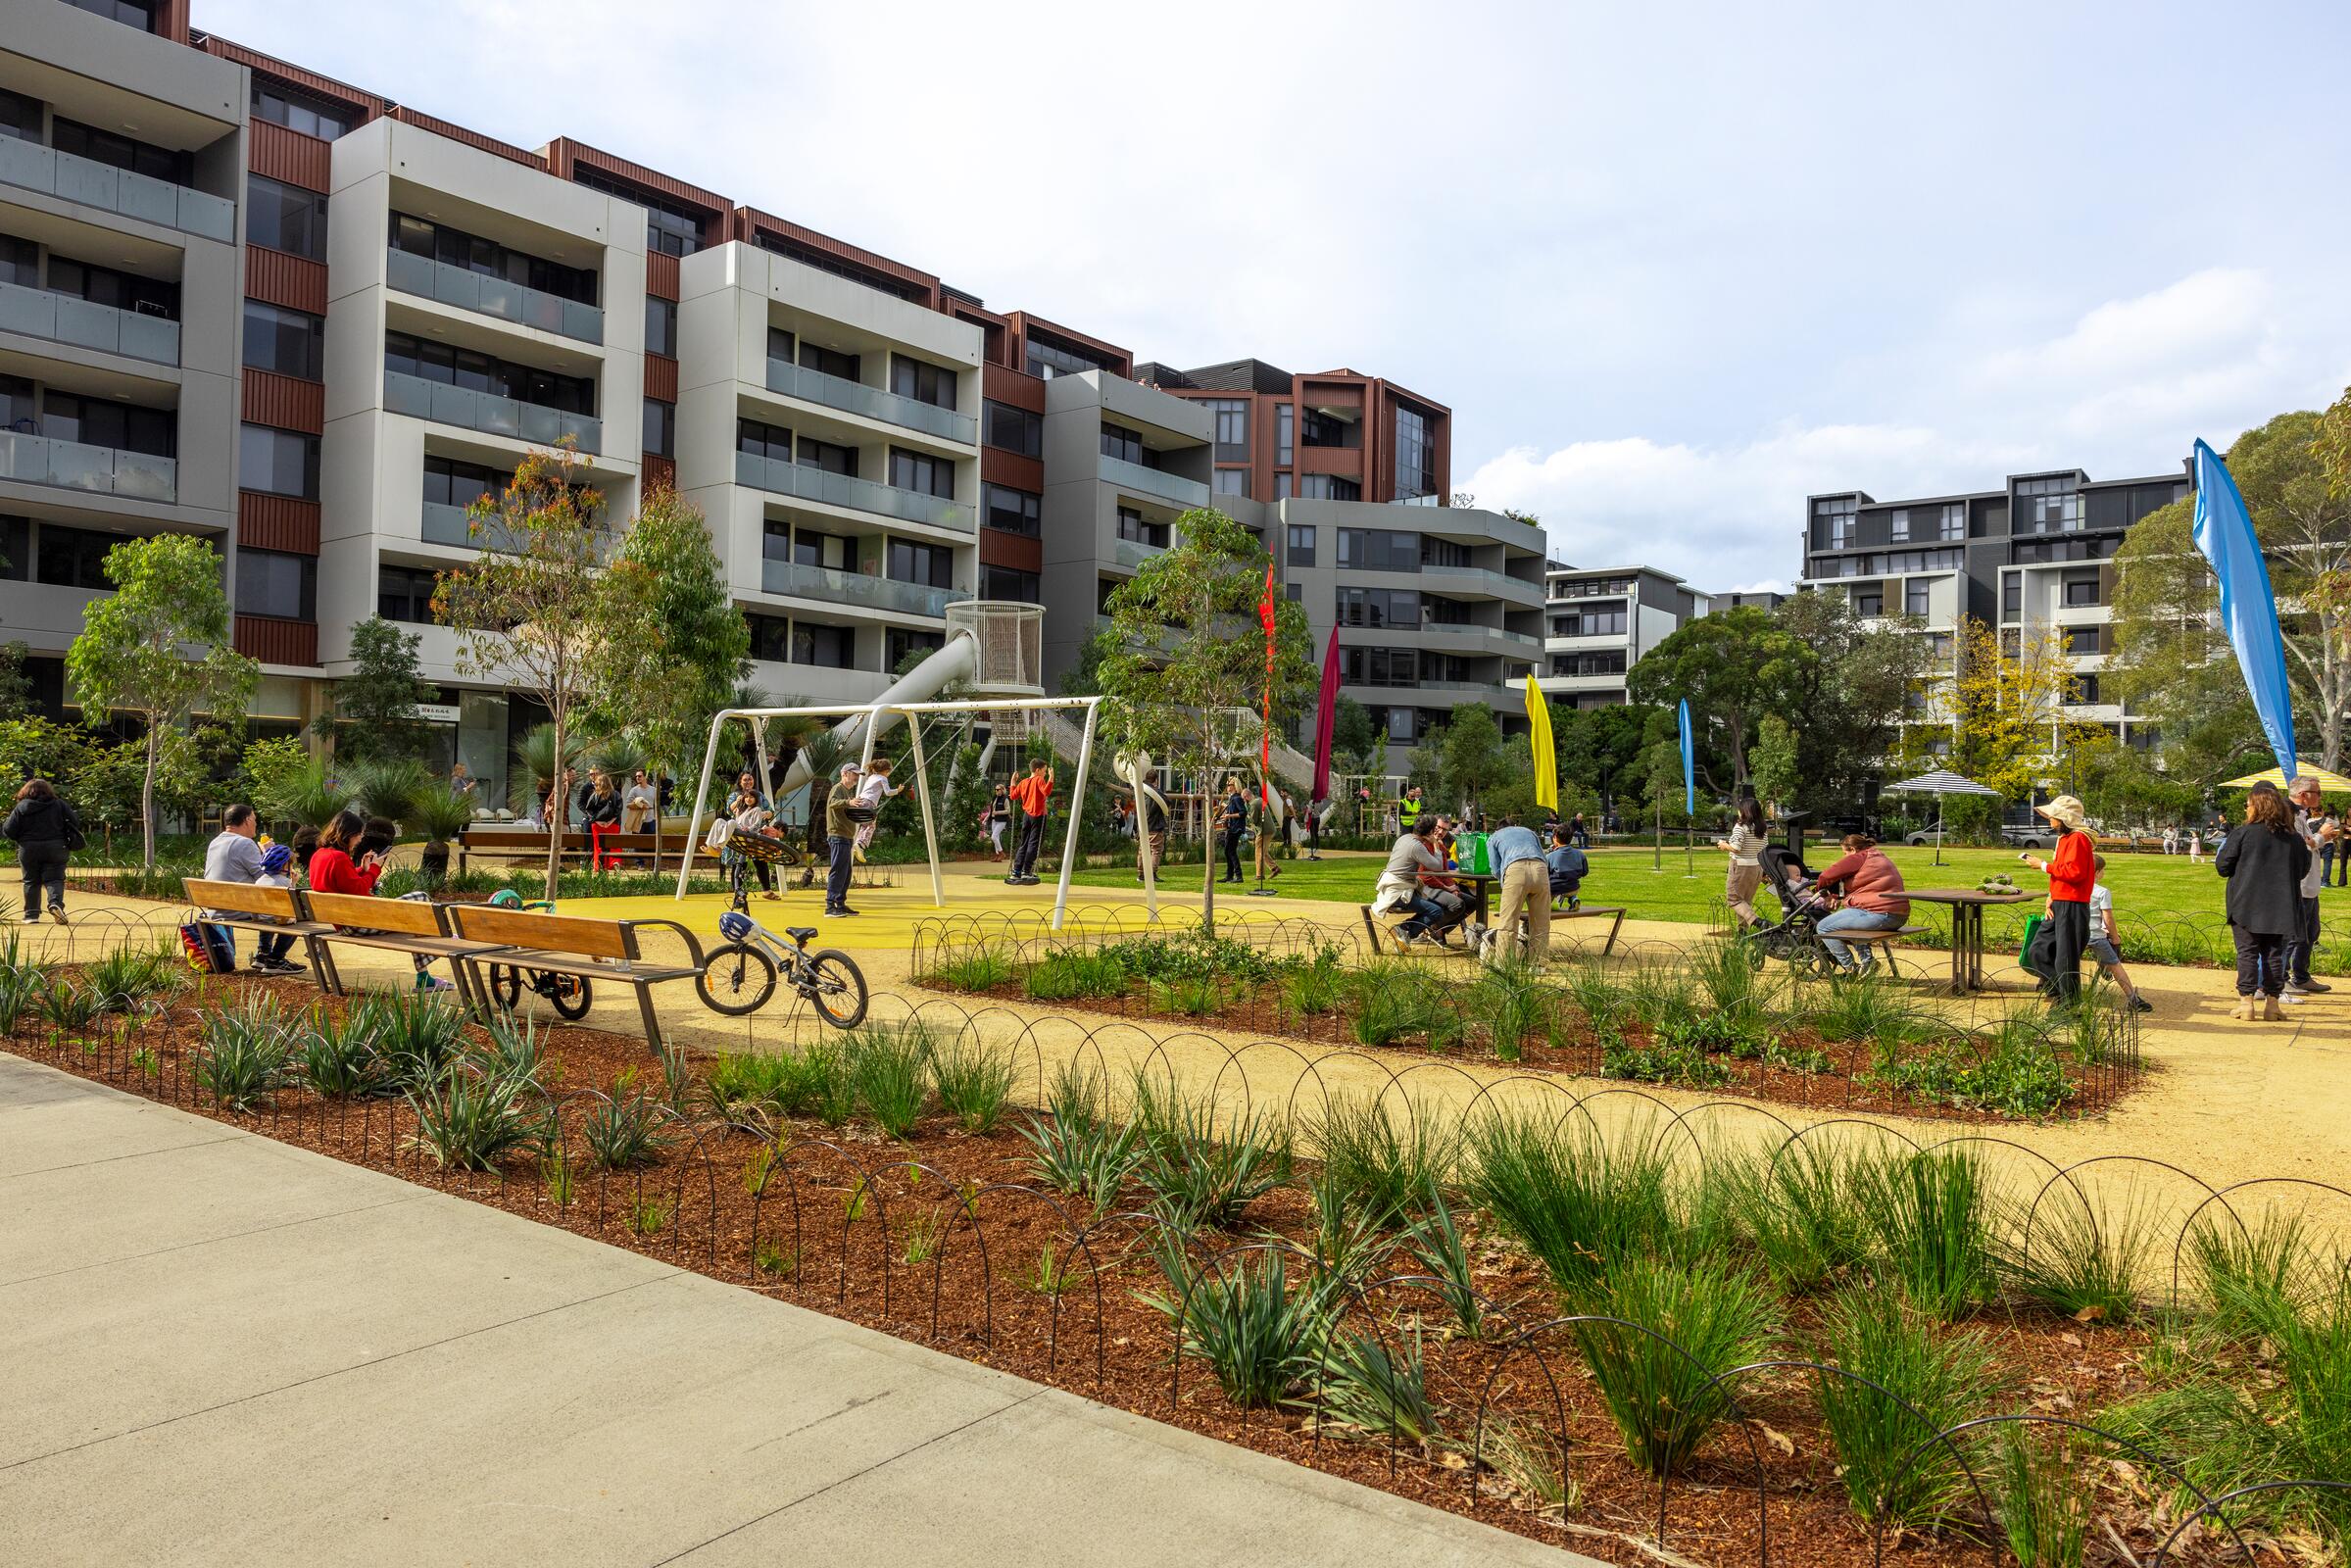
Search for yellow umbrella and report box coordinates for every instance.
[1522,673,1557,811]
[2222,762,2351,793]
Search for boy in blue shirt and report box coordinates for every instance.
[1545,822,1588,911]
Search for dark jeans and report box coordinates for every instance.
[2325,844,2338,886]
[211,924,297,965]
[2234,925,2286,997]
[825,834,853,909]
[17,841,66,914]
[1398,894,1468,941]
[2046,899,2090,1004]
[1220,825,1245,880]
[1012,813,1047,878]
[2287,895,2321,984]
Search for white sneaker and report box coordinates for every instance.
[2278,991,2305,1005]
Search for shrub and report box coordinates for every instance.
[82,943,181,1012]
[1309,1094,1455,1230]
[195,997,291,1110]
[582,1070,671,1170]
[1345,962,1456,1050]
[1023,949,1129,1002]
[845,1024,932,1137]
[350,989,469,1096]
[1813,1290,2000,1530]
[1729,1143,1874,1296]
[34,975,103,1033]
[1310,1324,1438,1446]
[934,944,1013,992]
[1467,958,1551,1060]
[1851,1148,1999,1321]
[2009,1189,2154,1325]
[1143,1242,1334,1408]
[293,1005,383,1099]
[1134,1096,1289,1233]
[928,1036,1017,1133]
[1018,1064,1139,1211]
[1571,1255,1781,1476]
[1404,1184,1487,1340]
[1149,973,1225,1017]
[1461,1109,1685,1293]
[1278,947,1347,1023]
[1993,1426,2090,1568]
[407,1064,544,1171]
[1601,1031,1733,1089]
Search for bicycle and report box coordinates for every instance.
[696,907,868,1027]
[480,893,595,1020]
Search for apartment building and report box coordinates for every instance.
[1537,563,1710,710]
[1132,358,1449,508]
[1797,465,2189,752]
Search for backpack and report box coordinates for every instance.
[61,805,86,854]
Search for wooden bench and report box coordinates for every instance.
[1817,924,1929,973]
[182,878,336,974]
[444,904,706,1052]
[1550,904,1628,956]
[457,826,682,873]
[302,890,514,1012]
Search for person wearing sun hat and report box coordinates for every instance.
[2020,794,2095,1005]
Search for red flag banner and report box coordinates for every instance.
[1310,623,1340,808]
[1258,563,1277,807]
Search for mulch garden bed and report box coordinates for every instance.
[4,966,2242,1568]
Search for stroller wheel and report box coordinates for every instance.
[1739,938,1767,972]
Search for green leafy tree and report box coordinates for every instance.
[235,736,314,808]
[318,617,432,761]
[434,448,622,898]
[1626,605,1804,795]
[64,534,258,867]
[1749,713,1800,816]
[1097,508,1315,931]
[0,640,33,714]
[1769,591,1935,810]
[1553,702,1652,816]
[1330,695,1377,760]
[1434,703,1513,818]
[0,716,95,792]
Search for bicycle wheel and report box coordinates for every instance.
[486,963,522,1011]
[696,941,777,1015]
[548,973,594,1020]
[803,948,867,1029]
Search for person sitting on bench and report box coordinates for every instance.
[1372,816,1470,947]
[1812,832,1910,975]
[1545,822,1589,909]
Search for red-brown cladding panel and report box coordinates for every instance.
[978,530,1043,572]
[247,121,330,191]
[246,247,328,315]
[980,364,1045,413]
[236,491,320,554]
[980,449,1044,492]
[234,614,319,667]
[642,455,676,494]
[241,368,323,434]
[643,354,678,404]
[645,252,680,302]
[386,107,542,170]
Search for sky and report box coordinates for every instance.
[200,0,2351,592]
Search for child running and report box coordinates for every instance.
[2086,855,2154,1012]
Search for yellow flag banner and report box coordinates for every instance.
[1523,672,1558,811]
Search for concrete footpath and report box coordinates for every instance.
[0,1054,1590,1568]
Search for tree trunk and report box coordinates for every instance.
[544,710,565,902]
[141,722,159,870]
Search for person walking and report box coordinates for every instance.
[2187,820,2205,865]
[1484,819,1552,968]
[1716,796,1768,929]
[1813,833,1910,974]
[1006,759,1054,886]
[987,784,1011,860]
[1217,775,1248,884]
[203,804,300,972]
[3,778,76,924]
[2217,781,2309,1020]
[2284,777,2332,997]
[823,762,859,917]
[2019,795,2095,1005]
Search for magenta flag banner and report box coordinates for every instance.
[1310,624,1341,807]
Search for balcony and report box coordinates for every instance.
[420,498,616,557]
[1098,455,1207,510]
[1110,537,1162,570]
[760,560,969,619]
[1419,563,1545,605]
[765,359,974,445]
[1411,621,1542,655]
[0,278,178,365]
[387,248,603,345]
[384,368,601,455]
[733,450,973,534]
[0,137,235,243]
[0,428,175,502]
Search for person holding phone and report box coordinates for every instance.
[2018,794,2094,1005]
[309,808,453,992]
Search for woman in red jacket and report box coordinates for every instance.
[2022,794,2094,1005]
[309,810,452,992]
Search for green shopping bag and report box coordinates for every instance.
[1461,832,1491,875]
[2019,912,2043,962]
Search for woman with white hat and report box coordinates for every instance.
[2020,794,2095,1005]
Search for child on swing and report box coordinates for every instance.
[851,757,901,863]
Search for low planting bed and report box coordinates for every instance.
[916,926,2141,1123]
[4,945,2337,1567]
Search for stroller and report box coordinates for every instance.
[1737,843,1837,975]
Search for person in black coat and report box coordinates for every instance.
[3,777,77,923]
[2216,780,2310,1020]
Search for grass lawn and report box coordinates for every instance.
[1069,841,2269,929]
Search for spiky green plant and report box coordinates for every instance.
[2008,1188,2155,1325]
[845,1023,933,1137]
[406,1062,543,1170]
[1993,1426,2089,1568]
[1404,1182,1487,1340]
[934,943,1013,993]
[1727,1142,1876,1296]
[195,996,291,1110]
[1018,1064,1140,1211]
[254,757,354,836]
[1813,1290,2001,1529]
[1143,1241,1336,1408]
[294,1004,383,1099]
[1851,1147,1999,1321]
[1460,1109,1685,1293]
[81,943,181,1012]
[1570,1254,1781,1476]
[1309,1094,1456,1230]
[927,1035,1016,1133]
[349,989,469,1095]
[344,756,429,825]
[582,1069,672,1170]
[1133,1095,1289,1234]
[1308,1322,1439,1446]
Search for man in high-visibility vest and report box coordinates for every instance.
[1398,787,1424,835]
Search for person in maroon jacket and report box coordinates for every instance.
[1812,833,1909,974]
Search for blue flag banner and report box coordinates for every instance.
[2191,439,2297,777]
[1677,698,1695,817]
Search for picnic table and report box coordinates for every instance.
[1903,887,2033,993]
[1441,870,1628,956]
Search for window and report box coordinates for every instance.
[1889,509,1909,543]
[64,0,159,25]
[422,456,509,512]
[52,118,186,183]
[1024,335,1114,380]
[572,166,706,257]
[1335,587,1420,628]
[1342,647,1425,688]
[791,622,855,668]
[982,483,1040,537]
[746,613,791,662]
[0,236,32,288]
[1276,403,1294,466]
[642,398,674,459]
[251,79,356,140]
[1905,580,1931,615]
[1548,650,1628,677]
[1301,410,1353,448]
[1336,528,1420,572]
[644,297,676,357]
[1297,474,1360,501]
[378,564,439,624]
[35,521,125,590]
[1286,524,1315,567]
[45,391,173,457]
[737,416,791,463]
[1420,536,1471,568]
[1554,603,1626,637]
[247,174,328,261]
[886,539,951,588]
[0,514,22,579]
[236,548,317,621]
[2064,625,2101,655]
[1213,468,1248,497]
[2014,536,2114,564]
[48,258,177,319]
[1274,472,1292,501]
[889,446,952,498]
[890,356,955,412]
[2018,475,2082,534]
[1384,708,1419,743]
[1099,421,1147,465]
[0,371,32,430]
[2002,576,2022,617]
[2063,573,2102,608]
[383,331,595,414]
[1937,502,1965,541]
[239,424,318,499]
[1204,399,1248,461]
[985,400,1042,458]
[888,628,945,667]
[798,436,856,475]
[1395,405,1435,500]
[1117,507,1167,549]
[1852,585,1884,617]
[765,325,796,368]
[242,301,323,379]
[781,526,851,570]
[389,214,599,305]
[0,89,39,144]
[1814,496,1857,550]
[1286,582,1301,603]
[800,341,858,381]
[981,564,1039,603]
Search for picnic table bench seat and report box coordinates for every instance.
[443,905,706,1052]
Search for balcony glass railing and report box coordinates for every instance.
[387,248,604,345]
[1109,536,1163,570]
[1098,455,1208,509]
[760,559,968,619]
[764,359,974,445]
[1419,563,1543,602]
[0,278,179,365]
[0,136,235,243]
[732,450,973,534]
[421,498,617,557]
[384,368,601,455]
[0,428,175,502]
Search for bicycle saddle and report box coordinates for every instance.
[784,926,818,945]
